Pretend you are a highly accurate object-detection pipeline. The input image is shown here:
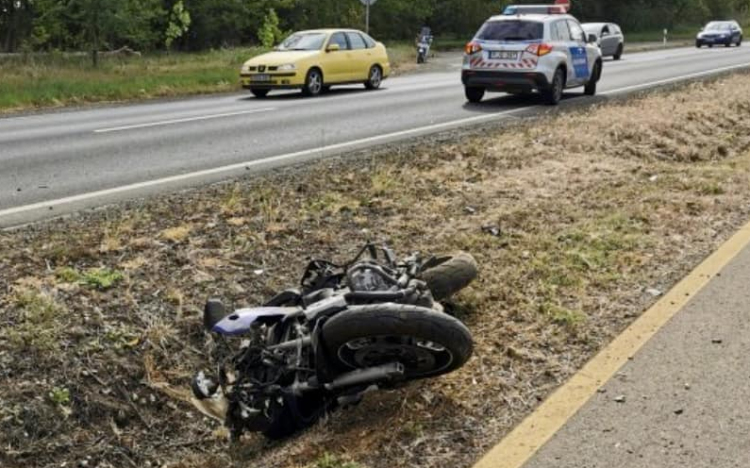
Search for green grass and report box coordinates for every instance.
[55,266,124,290]
[0,47,264,112]
[312,453,362,468]
[626,25,702,42]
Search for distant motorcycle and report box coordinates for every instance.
[417,27,434,64]
[192,242,477,440]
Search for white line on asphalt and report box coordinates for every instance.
[5,61,750,222]
[93,107,276,133]
[602,61,750,95]
[0,107,530,219]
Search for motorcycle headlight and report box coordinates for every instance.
[277,64,296,71]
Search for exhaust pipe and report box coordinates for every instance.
[325,362,404,390]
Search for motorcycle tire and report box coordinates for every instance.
[322,304,473,380]
[418,252,478,301]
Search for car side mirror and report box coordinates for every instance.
[327,44,340,52]
[587,33,598,44]
[601,31,609,37]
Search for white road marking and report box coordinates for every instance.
[602,61,750,95]
[4,61,750,221]
[93,107,276,133]
[0,107,530,219]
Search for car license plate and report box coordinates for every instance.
[489,51,518,60]
[252,74,271,82]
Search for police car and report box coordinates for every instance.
[461,3,602,105]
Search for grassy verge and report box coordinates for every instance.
[0,48,262,113]
[4,74,750,468]
[0,44,420,114]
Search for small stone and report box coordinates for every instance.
[597,388,607,394]
[674,409,684,415]
[464,206,477,214]
[481,224,501,237]
[684,383,691,390]
[649,175,659,182]
[712,338,723,344]
[614,395,626,403]
[645,288,662,297]
[253,269,264,276]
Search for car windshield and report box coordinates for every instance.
[582,24,602,33]
[476,20,544,41]
[705,22,731,31]
[277,33,327,51]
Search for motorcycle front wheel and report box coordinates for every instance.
[322,304,473,380]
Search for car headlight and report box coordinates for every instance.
[277,64,296,71]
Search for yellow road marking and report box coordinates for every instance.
[472,219,750,468]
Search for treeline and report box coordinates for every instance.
[2,0,749,53]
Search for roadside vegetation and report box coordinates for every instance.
[3,73,750,468]
[0,43,427,113]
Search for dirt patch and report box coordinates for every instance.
[3,75,750,468]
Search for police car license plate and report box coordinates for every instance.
[252,74,272,82]
[489,51,518,60]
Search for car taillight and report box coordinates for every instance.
[526,43,553,56]
[465,41,482,55]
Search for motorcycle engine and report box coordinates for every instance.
[347,262,391,292]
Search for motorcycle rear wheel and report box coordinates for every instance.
[419,252,478,301]
[322,304,473,380]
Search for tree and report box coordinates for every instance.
[64,0,162,65]
[258,8,282,48]
[1,0,34,52]
[165,1,191,50]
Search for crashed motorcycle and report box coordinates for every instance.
[191,243,477,440]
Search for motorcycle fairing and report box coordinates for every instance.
[212,307,298,336]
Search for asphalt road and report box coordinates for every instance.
[2,45,750,226]
[522,238,750,468]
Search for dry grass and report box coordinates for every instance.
[3,74,750,468]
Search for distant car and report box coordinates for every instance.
[462,5,603,105]
[239,29,391,98]
[696,21,743,48]
[583,23,624,60]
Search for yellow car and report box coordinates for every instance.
[240,29,391,98]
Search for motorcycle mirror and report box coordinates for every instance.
[204,299,228,331]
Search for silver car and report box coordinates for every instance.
[583,23,624,60]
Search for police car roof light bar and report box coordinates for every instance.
[503,2,570,15]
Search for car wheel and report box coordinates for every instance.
[613,44,623,60]
[464,86,485,103]
[364,65,383,90]
[543,68,565,106]
[302,68,323,97]
[709,44,714,48]
[725,41,731,47]
[250,89,269,98]
[584,61,601,96]
[738,36,743,47]
[322,85,331,94]
[696,40,702,48]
